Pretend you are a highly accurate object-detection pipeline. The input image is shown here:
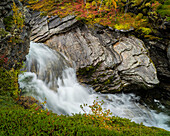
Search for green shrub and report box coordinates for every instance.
[0,97,170,136]
[0,67,19,97]
[157,0,170,21]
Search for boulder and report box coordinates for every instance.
[113,36,159,91]
[30,14,159,93]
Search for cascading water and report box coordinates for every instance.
[19,42,170,131]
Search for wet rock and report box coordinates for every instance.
[167,45,170,65]
[113,37,159,90]
[30,14,159,93]
[0,19,5,29]
[140,38,170,108]
[30,13,78,42]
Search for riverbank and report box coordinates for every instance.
[0,95,170,135]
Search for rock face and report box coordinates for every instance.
[167,45,170,65]
[30,12,78,43]
[30,13,159,93]
[140,38,170,108]
[0,0,31,70]
[113,37,159,90]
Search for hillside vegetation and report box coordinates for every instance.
[23,0,169,38]
[1,94,170,135]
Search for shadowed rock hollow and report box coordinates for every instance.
[30,12,159,93]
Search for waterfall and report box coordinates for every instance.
[19,42,170,131]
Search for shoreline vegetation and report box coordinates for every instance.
[1,95,170,135]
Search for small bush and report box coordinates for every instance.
[0,67,19,97]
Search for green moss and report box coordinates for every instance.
[157,0,170,21]
[77,62,102,78]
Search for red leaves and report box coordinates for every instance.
[0,55,8,64]
[92,11,98,15]
[47,112,50,116]
[3,58,8,64]
[35,107,39,111]
[75,4,82,9]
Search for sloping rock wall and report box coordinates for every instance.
[30,13,159,93]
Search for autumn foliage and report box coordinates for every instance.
[26,0,168,32]
[26,0,134,29]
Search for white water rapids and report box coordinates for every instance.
[19,42,170,131]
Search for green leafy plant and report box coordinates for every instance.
[157,0,170,21]
[138,27,152,35]
[0,69,17,98]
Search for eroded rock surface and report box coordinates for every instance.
[30,13,159,93]
[113,37,159,91]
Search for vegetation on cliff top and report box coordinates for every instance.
[23,0,169,37]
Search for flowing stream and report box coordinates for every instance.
[19,42,170,131]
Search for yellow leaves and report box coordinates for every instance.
[87,14,94,19]
[145,2,151,7]
[112,0,117,9]
[85,3,91,9]
[92,1,97,6]
[28,0,40,4]
[115,22,131,30]
[94,18,101,23]
[10,68,15,73]
[132,0,143,6]
[12,0,25,29]
[105,0,118,9]
[60,6,65,10]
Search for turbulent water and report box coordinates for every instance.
[19,42,170,131]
